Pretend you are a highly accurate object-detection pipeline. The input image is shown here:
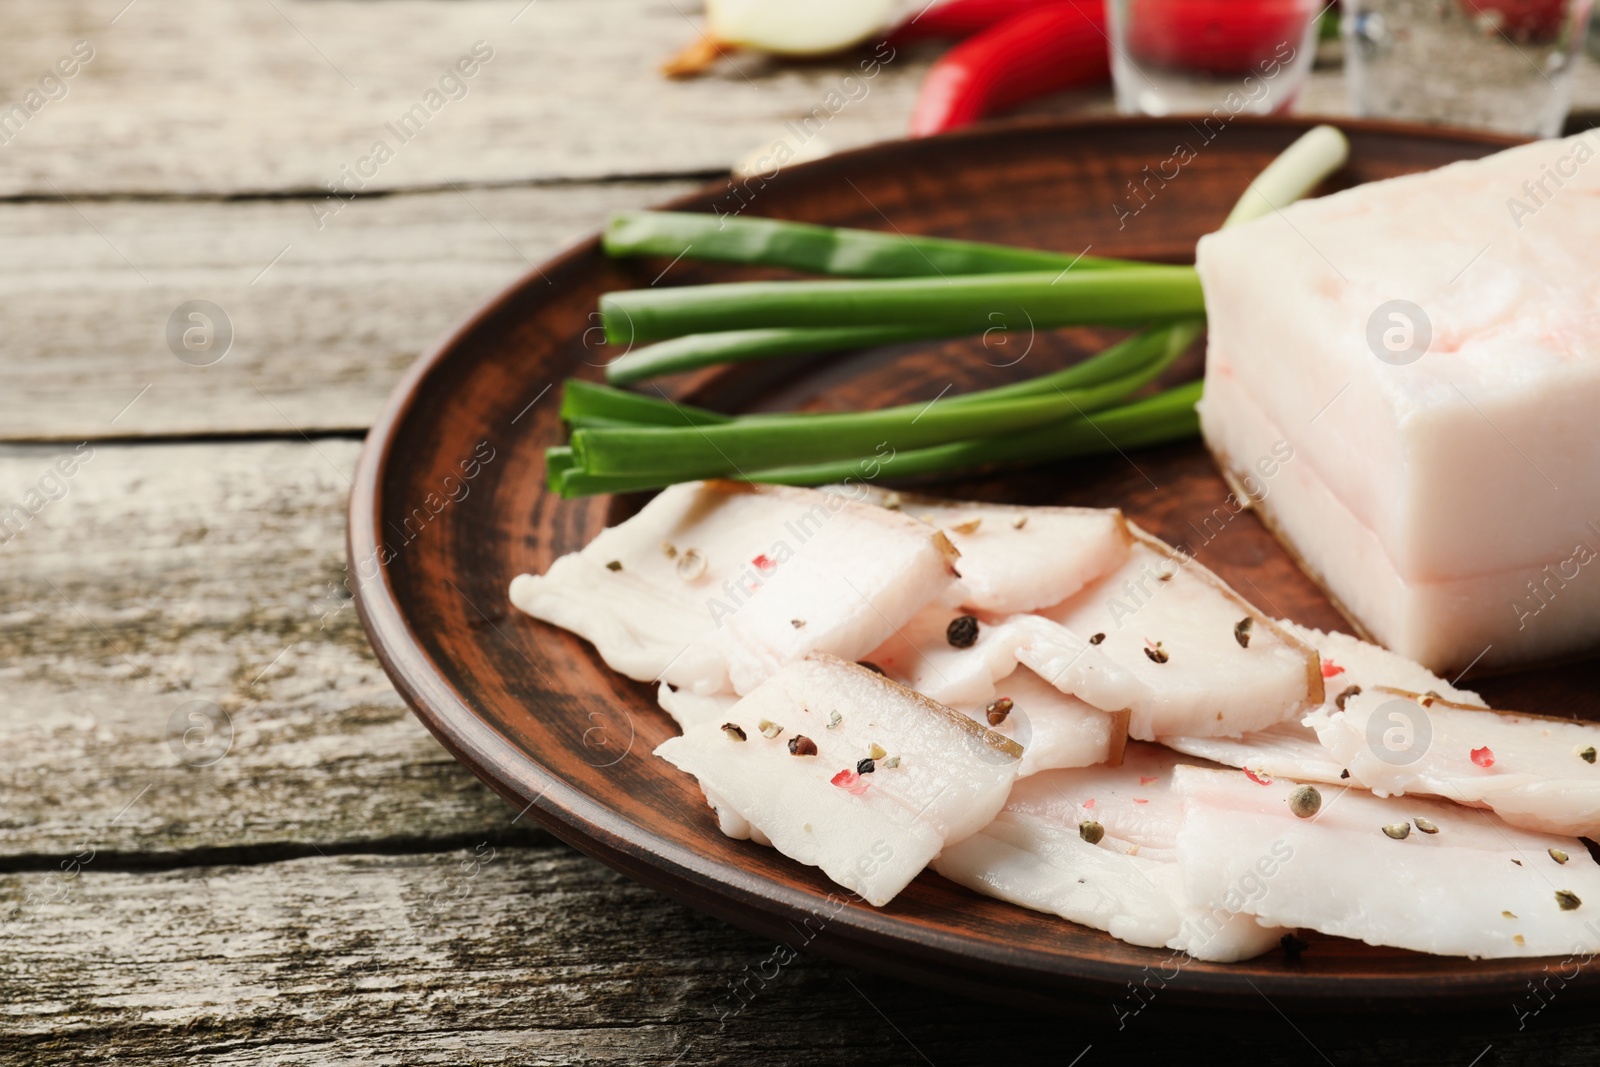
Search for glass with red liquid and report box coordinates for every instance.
[1108,0,1324,115]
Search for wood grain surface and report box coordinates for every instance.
[8,1,1600,1061]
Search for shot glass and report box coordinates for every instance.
[1107,0,1325,116]
[1344,0,1595,137]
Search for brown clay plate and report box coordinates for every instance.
[350,116,1600,1014]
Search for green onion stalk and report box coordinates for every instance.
[550,125,1350,498]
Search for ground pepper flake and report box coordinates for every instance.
[827,710,842,730]
[1414,817,1439,834]
[1581,746,1597,765]
[1340,769,1351,779]
[1244,769,1273,786]
[882,755,901,769]
[1471,746,1496,768]
[951,517,982,535]
[831,768,869,795]
[721,723,747,742]
[867,742,887,760]
[661,542,677,559]
[1551,848,1571,865]
[1144,641,1169,665]
[1011,515,1028,530]
[791,618,806,629]
[1089,633,1106,645]
[1079,820,1105,845]
[1321,659,1344,679]
[788,735,817,756]
[605,560,623,572]
[1383,823,1411,840]
[985,697,1013,726]
[753,553,776,572]
[1558,890,1583,911]
[1335,685,1362,711]
[1234,617,1253,648]
[856,757,876,774]
[759,719,783,739]
[947,615,980,648]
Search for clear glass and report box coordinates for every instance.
[1344,0,1594,137]
[1107,0,1324,116]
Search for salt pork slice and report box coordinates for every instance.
[1197,131,1600,671]
[1175,765,1600,958]
[509,481,956,696]
[1016,527,1322,740]
[655,655,1022,907]
[934,745,1283,961]
[838,487,1130,614]
[1164,621,1484,783]
[1309,688,1600,839]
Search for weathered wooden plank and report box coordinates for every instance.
[0,0,1595,200]
[0,181,693,442]
[2,845,1590,1064]
[0,0,932,197]
[0,438,544,859]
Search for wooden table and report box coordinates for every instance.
[6,3,1600,1062]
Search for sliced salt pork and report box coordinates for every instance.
[864,608,1122,776]
[949,668,1124,777]
[509,480,956,696]
[1174,765,1600,958]
[1163,621,1484,783]
[934,745,1283,961]
[1308,687,1600,839]
[655,655,1022,906]
[1197,131,1600,672]
[1016,527,1322,739]
[839,487,1131,614]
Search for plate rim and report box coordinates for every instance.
[349,114,1552,1013]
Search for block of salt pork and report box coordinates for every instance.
[509,480,957,696]
[1196,131,1600,672]
[850,492,1323,742]
[933,744,1284,961]
[655,655,1022,906]
[1309,687,1600,839]
[1175,765,1600,958]
[1164,621,1485,784]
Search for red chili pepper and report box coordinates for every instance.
[909,3,1110,137]
[1471,745,1496,768]
[888,0,1076,43]
[1124,0,1318,76]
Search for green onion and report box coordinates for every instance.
[605,325,938,386]
[560,379,730,427]
[569,339,1179,480]
[603,210,1139,277]
[549,382,1201,498]
[600,266,1204,345]
[750,380,1204,487]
